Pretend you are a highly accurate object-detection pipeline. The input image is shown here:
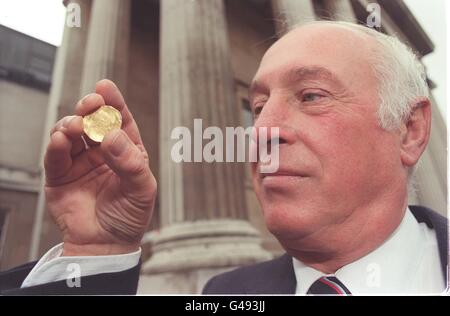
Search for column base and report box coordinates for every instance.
[142,219,273,275]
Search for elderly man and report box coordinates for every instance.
[0,21,447,295]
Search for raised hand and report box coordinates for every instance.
[44,79,157,256]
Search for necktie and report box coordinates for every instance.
[307,276,352,295]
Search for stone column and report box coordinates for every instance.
[141,0,271,293]
[271,0,316,36]
[322,0,356,22]
[29,0,92,260]
[79,0,131,96]
[58,0,93,117]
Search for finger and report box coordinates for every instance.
[100,129,155,198]
[74,93,106,117]
[50,116,85,157]
[44,131,73,185]
[50,116,68,135]
[63,146,106,182]
[71,137,86,157]
[95,79,144,145]
[44,145,108,187]
[50,115,83,139]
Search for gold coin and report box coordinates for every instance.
[83,105,122,142]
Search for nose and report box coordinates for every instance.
[252,97,297,146]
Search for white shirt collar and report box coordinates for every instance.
[293,207,445,294]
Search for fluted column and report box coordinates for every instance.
[159,0,247,226]
[79,0,130,96]
[30,0,92,260]
[58,0,93,117]
[142,0,270,282]
[322,0,356,22]
[271,0,316,36]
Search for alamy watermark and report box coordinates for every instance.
[366,3,381,28]
[170,119,280,173]
[366,262,381,288]
[66,263,81,288]
[66,3,81,28]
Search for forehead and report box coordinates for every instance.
[254,25,378,90]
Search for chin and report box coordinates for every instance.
[261,202,319,240]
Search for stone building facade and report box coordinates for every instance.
[0,0,446,293]
[0,25,56,270]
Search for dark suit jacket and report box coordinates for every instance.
[0,206,446,295]
[202,206,448,294]
[0,259,141,295]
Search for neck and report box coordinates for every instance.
[281,188,408,274]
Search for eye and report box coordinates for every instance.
[302,93,324,102]
[252,102,265,118]
[254,106,263,116]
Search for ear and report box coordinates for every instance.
[399,98,432,167]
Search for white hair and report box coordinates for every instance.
[293,21,430,131]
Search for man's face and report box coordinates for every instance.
[250,25,405,243]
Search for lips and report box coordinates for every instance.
[260,172,308,188]
[260,169,308,179]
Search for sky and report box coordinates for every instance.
[0,0,66,45]
[0,0,447,118]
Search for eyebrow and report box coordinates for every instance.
[249,66,345,100]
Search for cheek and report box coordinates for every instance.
[308,116,393,189]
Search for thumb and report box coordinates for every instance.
[101,129,155,197]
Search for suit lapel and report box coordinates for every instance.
[271,254,297,294]
[249,253,296,294]
[409,205,448,278]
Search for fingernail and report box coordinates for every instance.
[110,131,128,157]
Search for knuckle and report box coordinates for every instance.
[52,119,64,131]
[81,93,96,105]
[127,153,147,176]
[51,116,72,135]
[149,176,158,196]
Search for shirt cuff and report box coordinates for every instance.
[21,243,141,288]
